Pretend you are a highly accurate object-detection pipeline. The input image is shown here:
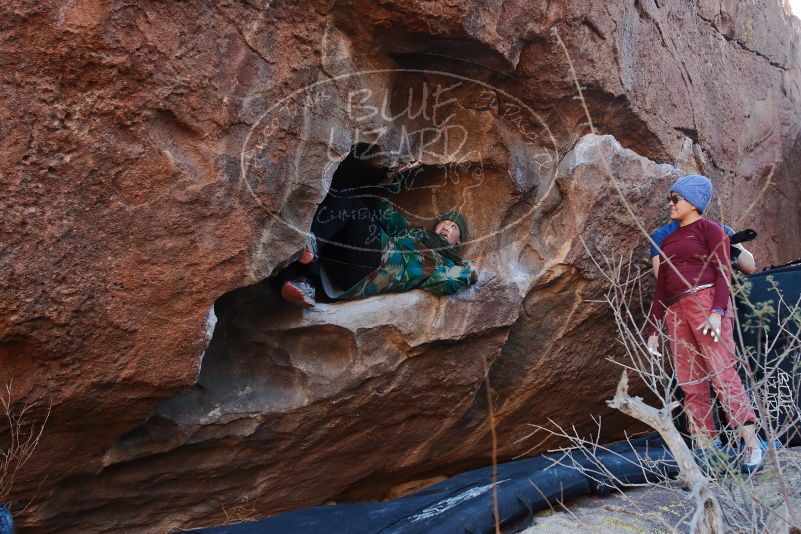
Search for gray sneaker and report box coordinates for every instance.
[741,445,763,475]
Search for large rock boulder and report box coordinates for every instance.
[1,0,800,531]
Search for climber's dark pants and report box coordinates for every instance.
[276,185,383,294]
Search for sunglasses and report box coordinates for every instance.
[668,194,683,205]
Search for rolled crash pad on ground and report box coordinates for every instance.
[195,435,676,534]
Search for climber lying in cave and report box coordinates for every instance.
[275,146,478,308]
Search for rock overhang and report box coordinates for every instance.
[2,1,801,531]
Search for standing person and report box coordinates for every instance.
[646,174,762,473]
[650,218,757,416]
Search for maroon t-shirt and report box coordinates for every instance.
[649,218,731,333]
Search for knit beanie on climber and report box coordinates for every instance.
[435,210,469,243]
[670,174,713,213]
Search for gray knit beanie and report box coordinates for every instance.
[670,174,713,213]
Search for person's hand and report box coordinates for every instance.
[388,160,421,177]
[397,160,422,174]
[384,161,421,184]
[697,312,722,342]
[647,334,661,357]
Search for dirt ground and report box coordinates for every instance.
[522,448,801,534]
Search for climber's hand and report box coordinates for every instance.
[697,313,722,343]
[647,334,661,357]
[396,160,421,175]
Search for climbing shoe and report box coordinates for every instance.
[281,277,316,308]
[298,234,318,265]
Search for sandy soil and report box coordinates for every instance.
[522,448,801,534]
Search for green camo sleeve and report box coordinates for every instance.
[377,200,414,237]
[420,260,476,296]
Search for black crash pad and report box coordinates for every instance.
[195,435,676,534]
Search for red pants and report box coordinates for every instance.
[665,288,756,438]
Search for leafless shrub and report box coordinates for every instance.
[534,23,801,534]
[524,251,801,534]
[0,381,50,514]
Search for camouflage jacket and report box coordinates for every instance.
[334,200,476,299]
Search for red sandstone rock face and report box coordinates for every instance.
[1,0,800,531]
